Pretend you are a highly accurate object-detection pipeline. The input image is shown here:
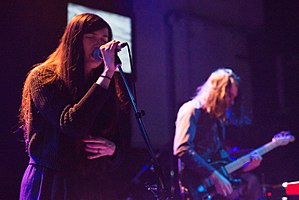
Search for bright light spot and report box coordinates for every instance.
[267,192,272,196]
[170,170,174,176]
[282,182,288,188]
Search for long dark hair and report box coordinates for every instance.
[46,13,113,94]
[19,13,128,147]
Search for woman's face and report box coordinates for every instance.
[225,83,238,109]
[83,28,109,72]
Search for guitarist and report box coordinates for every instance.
[173,68,263,199]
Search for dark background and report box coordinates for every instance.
[1,0,299,199]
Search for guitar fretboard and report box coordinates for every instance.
[224,141,279,174]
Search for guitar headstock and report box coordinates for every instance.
[272,131,295,146]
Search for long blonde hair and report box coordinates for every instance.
[194,68,240,120]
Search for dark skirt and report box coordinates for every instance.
[20,164,118,200]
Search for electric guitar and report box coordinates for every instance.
[196,131,295,199]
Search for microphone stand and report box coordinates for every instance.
[117,65,169,200]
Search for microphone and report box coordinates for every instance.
[92,42,127,62]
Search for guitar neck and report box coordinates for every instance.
[224,141,279,174]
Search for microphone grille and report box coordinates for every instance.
[92,48,102,61]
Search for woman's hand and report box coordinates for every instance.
[82,136,116,160]
[100,40,121,74]
[243,151,262,172]
[209,170,233,197]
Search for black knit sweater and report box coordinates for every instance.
[26,66,122,172]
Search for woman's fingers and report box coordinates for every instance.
[82,136,116,159]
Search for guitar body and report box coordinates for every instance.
[199,161,243,199]
[179,131,295,200]
[181,161,243,200]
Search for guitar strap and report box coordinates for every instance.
[216,119,226,144]
[216,120,232,161]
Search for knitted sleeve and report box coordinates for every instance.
[29,67,110,137]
